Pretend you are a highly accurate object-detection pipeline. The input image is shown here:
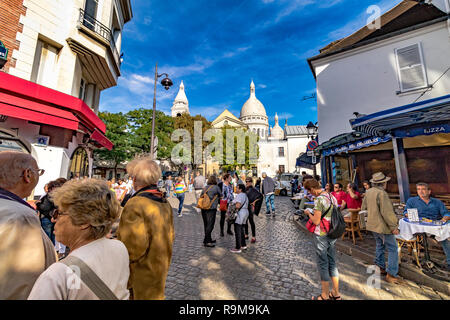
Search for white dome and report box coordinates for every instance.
[271,112,284,139]
[240,81,268,119]
[174,81,188,104]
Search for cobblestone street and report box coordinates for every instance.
[165,193,448,300]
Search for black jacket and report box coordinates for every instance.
[36,194,55,219]
[246,187,263,216]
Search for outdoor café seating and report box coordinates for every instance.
[342,211,364,245]
[396,234,422,268]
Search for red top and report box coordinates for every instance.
[344,191,362,209]
[331,191,346,205]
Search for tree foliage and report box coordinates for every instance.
[95,111,135,176]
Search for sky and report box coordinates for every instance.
[99,0,400,126]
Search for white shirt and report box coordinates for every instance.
[28,238,130,300]
[233,192,249,225]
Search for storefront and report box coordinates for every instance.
[318,94,450,204]
[0,72,113,197]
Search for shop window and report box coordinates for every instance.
[69,147,90,179]
[395,43,428,92]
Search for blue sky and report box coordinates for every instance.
[100,0,399,126]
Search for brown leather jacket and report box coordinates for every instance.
[118,189,174,300]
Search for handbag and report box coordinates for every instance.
[220,199,228,212]
[306,201,332,234]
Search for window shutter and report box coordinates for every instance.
[396,44,427,91]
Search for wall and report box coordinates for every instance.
[0,0,27,72]
[313,22,450,143]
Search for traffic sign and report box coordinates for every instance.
[307,140,318,151]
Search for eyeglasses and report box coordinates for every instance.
[52,209,68,220]
[20,168,45,178]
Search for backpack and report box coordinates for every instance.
[197,186,218,210]
[307,194,346,239]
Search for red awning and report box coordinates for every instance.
[90,128,113,150]
[0,72,106,133]
[0,72,113,150]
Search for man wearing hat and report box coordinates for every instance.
[361,172,402,284]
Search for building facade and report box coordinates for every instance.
[0,0,132,197]
[308,0,450,201]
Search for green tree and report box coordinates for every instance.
[217,125,259,173]
[126,108,176,159]
[174,113,212,171]
[95,111,135,178]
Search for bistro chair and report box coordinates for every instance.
[395,235,422,268]
[341,211,364,245]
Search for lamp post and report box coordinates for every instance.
[306,121,319,176]
[150,62,173,160]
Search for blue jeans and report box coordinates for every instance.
[265,194,275,213]
[440,239,450,267]
[41,217,55,245]
[176,193,185,214]
[313,234,339,282]
[166,186,171,198]
[373,232,399,277]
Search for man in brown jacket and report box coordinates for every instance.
[362,172,402,284]
[118,157,174,300]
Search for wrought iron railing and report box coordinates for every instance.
[78,9,120,66]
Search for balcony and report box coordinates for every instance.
[77,8,121,70]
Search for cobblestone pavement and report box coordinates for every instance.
[165,192,448,300]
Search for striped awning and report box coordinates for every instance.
[349,94,450,137]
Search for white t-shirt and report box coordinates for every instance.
[233,192,249,225]
[28,238,130,300]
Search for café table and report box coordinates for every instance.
[398,218,450,269]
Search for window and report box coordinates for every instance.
[278,147,285,157]
[395,43,428,92]
[79,78,86,100]
[279,165,285,174]
[31,40,58,89]
[69,147,89,178]
[83,0,99,31]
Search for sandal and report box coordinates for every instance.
[329,292,342,300]
[312,294,328,300]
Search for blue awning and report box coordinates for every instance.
[349,94,450,137]
[322,135,391,156]
[296,152,319,169]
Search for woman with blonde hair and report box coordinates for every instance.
[118,157,174,300]
[28,179,129,300]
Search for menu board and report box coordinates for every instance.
[407,208,419,222]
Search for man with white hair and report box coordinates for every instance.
[0,151,57,299]
[261,172,276,217]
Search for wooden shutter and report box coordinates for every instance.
[395,43,427,92]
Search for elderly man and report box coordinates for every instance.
[193,171,206,213]
[118,157,175,300]
[404,182,450,269]
[362,172,402,284]
[0,151,57,299]
[261,172,276,217]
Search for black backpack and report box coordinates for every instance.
[325,195,346,239]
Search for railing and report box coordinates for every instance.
[78,9,121,67]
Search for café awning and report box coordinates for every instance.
[296,152,320,170]
[349,94,450,138]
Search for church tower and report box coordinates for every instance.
[171,81,190,117]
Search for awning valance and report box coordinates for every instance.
[349,94,450,137]
[296,152,320,169]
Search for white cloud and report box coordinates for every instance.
[258,84,267,89]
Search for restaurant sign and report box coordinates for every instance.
[322,135,391,156]
[393,123,450,138]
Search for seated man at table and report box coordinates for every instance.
[404,182,450,269]
[341,183,363,218]
[331,183,346,206]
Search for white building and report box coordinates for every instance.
[0,0,133,197]
[210,81,317,178]
[308,0,450,199]
[171,80,190,117]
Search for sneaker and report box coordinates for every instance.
[227,230,234,236]
[230,248,241,253]
[385,273,404,284]
[241,246,248,250]
[177,213,182,217]
[204,243,215,248]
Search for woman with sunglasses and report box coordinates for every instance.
[28,179,129,300]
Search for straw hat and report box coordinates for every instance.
[370,172,391,184]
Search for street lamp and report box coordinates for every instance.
[150,62,173,160]
[306,121,318,139]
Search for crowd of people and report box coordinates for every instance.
[1,148,448,301]
[0,151,174,300]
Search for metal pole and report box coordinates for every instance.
[392,137,410,203]
[150,62,158,160]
